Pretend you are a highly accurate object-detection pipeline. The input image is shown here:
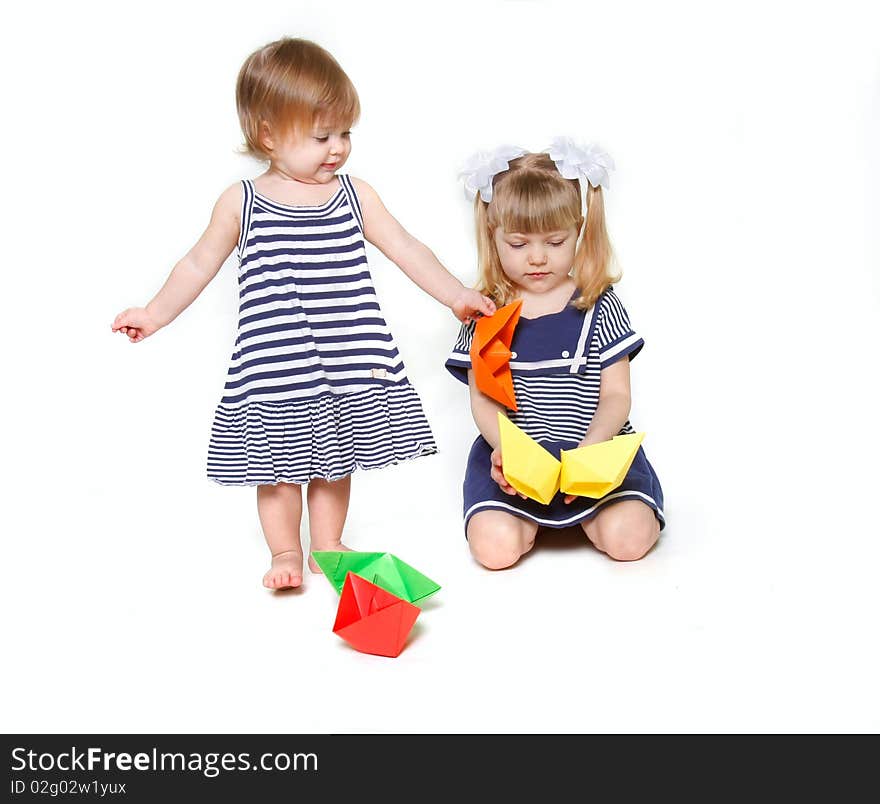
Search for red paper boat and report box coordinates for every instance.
[470,300,522,410]
[332,572,420,658]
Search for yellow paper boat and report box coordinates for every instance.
[560,433,645,497]
[498,413,645,504]
[497,413,561,504]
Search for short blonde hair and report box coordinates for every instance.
[236,37,360,160]
[474,152,619,310]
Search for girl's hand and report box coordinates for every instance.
[490,448,526,498]
[111,307,161,343]
[564,438,592,503]
[563,433,606,503]
[452,289,496,324]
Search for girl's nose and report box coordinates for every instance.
[528,249,547,266]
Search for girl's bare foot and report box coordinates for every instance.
[308,542,352,573]
[263,549,304,589]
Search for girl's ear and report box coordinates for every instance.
[259,121,274,154]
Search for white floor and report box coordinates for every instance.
[3,0,879,734]
[4,379,879,733]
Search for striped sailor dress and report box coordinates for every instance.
[445,287,664,535]
[207,176,437,485]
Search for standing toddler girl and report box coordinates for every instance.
[446,142,664,568]
[112,38,494,588]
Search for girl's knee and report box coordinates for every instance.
[601,522,658,561]
[467,518,527,570]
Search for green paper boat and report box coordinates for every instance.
[311,551,440,604]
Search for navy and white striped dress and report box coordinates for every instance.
[207,176,437,485]
[446,287,664,534]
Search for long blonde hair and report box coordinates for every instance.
[474,152,619,310]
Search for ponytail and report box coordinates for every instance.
[474,197,516,305]
[571,185,619,309]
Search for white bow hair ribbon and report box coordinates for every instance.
[459,144,527,202]
[546,137,615,189]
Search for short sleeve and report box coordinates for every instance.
[445,320,476,385]
[595,289,644,368]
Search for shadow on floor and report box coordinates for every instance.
[521,525,596,563]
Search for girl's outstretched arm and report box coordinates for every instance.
[352,178,495,323]
[111,184,241,342]
[467,370,522,497]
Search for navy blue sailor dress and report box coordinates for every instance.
[445,287,665,536]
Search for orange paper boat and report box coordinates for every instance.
[470,299,522,410]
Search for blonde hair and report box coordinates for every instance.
[474,152,619,310]
[236,38,360,161]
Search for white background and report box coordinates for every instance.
[2,0,878,733]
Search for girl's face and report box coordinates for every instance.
[493,226,579,292]
[265,122,352,184]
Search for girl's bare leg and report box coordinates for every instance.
[582,500,659,561]
[466,510,539,569]
[257,483,304,589]
[306,475,352,572]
